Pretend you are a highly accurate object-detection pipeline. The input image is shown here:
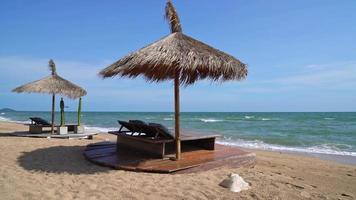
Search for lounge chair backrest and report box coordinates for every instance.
[132,123,158,138]
[30,117,51,126]
[118,120,174,139]
[149,123,174,139]
[118,120,141,133]
[128,121,153,136]
[128,120,146,125]
[118,120,158,138]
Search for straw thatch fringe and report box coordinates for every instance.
[165,0,182,33]
[99,32,247,85]
[12,60,87,99]
[12,74,87,99]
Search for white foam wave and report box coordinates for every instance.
[324,117,335,120]
[84,126,117,133]
[261,118,271,121]
[18,120,32,124]
[218,139,356,157]
[244,116,254,119]
[0,116,33,124]
[163,117,173,121]
[1,113,5,115]
[200,118,224,123]
[0,116,10,122]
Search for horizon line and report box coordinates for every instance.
[2,110,356,113]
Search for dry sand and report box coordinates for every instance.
[0,121,355,200]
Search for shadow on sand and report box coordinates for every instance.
[0,131,40,137]
[0,131,28,137]
[17,145,111,174]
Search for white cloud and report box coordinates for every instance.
[274,61,356,88]
[200,61,356,94]
[0,56,106,83]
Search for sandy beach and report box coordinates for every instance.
[0,121,355,200]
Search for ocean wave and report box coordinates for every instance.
[255,117,280,121]
[261,118,271,121]
[244,116,254,119]
[198,117,279,122]
[163,117,173,121]
[218,138,356,157]
[0,116,31,124]
[312,143,353,151]
[241,116,279,121]
[0,116,10,121]
[200,118,224,123]
[324,117,335,120]
[84,126,117,133]
[1,112,5,115]
[260,118,282,121]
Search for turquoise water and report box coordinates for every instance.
[1,111,356,156]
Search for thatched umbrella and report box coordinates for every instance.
[99,0,247,160]
[13,60,87,134]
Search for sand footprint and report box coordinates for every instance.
[285,182,305,190]
[273,171,282,175]
[346,173,353,177]
[310,184,317,189]
[340,193,354,200]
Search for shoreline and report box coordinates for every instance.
[2,112,355,161]
[1,118,355,166]
[240,147,356,166]
[1,119,356,167]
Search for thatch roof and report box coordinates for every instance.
[12,60,87,99]
[99,0,247,85]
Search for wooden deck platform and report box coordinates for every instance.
[10,132,97,139]
[84,142,256,173]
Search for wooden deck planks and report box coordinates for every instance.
[84,142,255,173]
[10,132,97,139]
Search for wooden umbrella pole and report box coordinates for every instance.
[174,71,181,160]
[51,93,55,134]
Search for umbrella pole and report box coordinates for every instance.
[51,93,55,134]
[174,72,181,160]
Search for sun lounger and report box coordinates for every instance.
[28,117,77,134]
[109,120,220,158]
[30,117,52,126]
[118,120,145,136]
[28,117,52,133]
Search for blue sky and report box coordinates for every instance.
[0,0,355,112]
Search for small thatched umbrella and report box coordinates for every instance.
[13,60,87,134]
[99,0,248,160]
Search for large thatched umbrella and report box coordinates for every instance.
[99,0,247,160]
[13,60,87,134]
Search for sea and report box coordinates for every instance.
[1,111,356,162]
